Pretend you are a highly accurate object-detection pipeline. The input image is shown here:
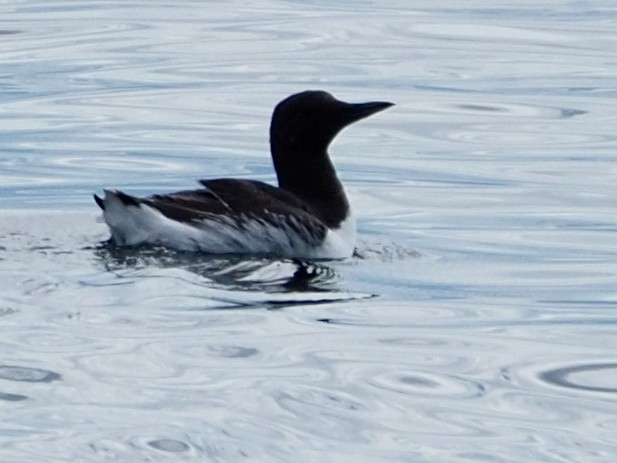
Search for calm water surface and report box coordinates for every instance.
[1,1,616,461]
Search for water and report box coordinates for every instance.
[1,0,616,461]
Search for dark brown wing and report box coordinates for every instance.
[142,179,328,244]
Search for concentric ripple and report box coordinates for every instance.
[539,362,617,395]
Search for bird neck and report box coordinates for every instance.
[272,148,349,228]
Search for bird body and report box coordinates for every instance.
[95,91,393,259]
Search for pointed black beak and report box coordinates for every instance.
[344,100,394,124]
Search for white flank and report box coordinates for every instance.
[100,190,356,259]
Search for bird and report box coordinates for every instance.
[94,90,393,259]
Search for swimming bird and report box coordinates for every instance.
[94,90,393,259]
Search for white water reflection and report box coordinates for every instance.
[1,0,617,462]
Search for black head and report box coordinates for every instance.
[270,90,394,156]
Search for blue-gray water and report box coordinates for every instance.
[1,1,616,461]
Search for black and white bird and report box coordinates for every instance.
[94,90,393,259]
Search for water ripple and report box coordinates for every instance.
[539,362,617,395]
[147,438,191,453]
[1,1,617,462]
[0,391,29,401]
[0,365,61,383]
[367,369,485,399]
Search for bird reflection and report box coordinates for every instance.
[92,242,339,293]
